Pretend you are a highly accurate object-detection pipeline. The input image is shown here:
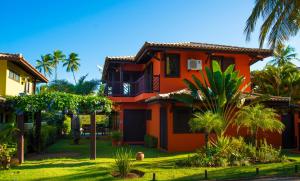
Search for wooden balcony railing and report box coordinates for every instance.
[104,75,160,97]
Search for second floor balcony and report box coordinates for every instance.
[104,75,160,97]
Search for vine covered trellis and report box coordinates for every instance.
[6,92,112,114]
[6,92,113,163]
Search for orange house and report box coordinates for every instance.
[102,42,299,152]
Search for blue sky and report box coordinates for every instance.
[1,0,299,83]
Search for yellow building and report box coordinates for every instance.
[0,53,48,123]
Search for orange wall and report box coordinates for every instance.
[157,51,252,93]
[118,101,289,152]
[166,104,206,152]
[146,103,161,146]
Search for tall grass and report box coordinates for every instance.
[113,147,133,177]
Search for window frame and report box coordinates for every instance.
[164,53,180,78]
[210,56,235,71]
[173,106,193,134]
[8,69,20,82]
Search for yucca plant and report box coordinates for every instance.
[114,147,133,178]
[174,60,249,135]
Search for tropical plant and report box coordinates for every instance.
[189,111,224,148]
[52,50,66,81]
[252,63,300,102]
[173,60,248,134]
[73,74,100,95]
[45,74,100,95]
[245,0,300,48]
[0,123,18,144]
[256,139,286,163]
[114,147,133,178]
[36,54,53,78]
[269,44,299,66]
[63,53,80,83]
[235,104,285,147]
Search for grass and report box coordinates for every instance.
[0,139,300,180]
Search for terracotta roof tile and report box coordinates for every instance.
[145,89,290,103]
[0,53,48,83]
[102,41,273,80]
[141,41,273,56]
[105,56,135,62]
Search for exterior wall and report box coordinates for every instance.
[146,103,160,145]
[5,61,35,96]
[166,103,206,152]
[158,51,252,93]
[118,102,148,135]
[0,60,7,96]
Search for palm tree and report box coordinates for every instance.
[245,0,300,48]
[251,64,300,102]
[73,74,100,95]
[189,111,224,148]
[35,54,53,78]
[270,44,299,66]
[63,53,80,83]
[46,74,99,95]
[235,104,285,147]
[52,50,66,81]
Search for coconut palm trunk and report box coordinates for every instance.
[72,71,77,84]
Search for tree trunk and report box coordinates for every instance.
[254,130,258,149]
[55,65,57,81]
[204,132,209,148]
[34,111,42,153]
[72,71,77,84]
[17,113,24,164]
[90,111,96,160]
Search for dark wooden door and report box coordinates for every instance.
[282,112,295,149]
[123,110,146,142]
[160,107,168,150]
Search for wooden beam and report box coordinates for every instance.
[17,113,24,164]
[34,111,42,152]
[90,111,96,160]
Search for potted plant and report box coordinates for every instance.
[111,131,122,146]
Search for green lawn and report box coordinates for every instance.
[1,139,300,180]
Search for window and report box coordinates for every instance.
[24,82,31,93]
[165,54,180,77]
[8,70,20,82]
[146,110,152,120]
[173,107,193,133]
[211,56,235,71]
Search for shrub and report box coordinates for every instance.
[112,131,122,141]
[0,144,16,169]
[144,135,158,148]
[256,140,286,163]
[40,125,57,151]
[114,147,133,178]
[176,137,285,168]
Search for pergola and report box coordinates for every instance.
[6,92,112,164]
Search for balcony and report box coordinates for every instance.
[104,75,160,97]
